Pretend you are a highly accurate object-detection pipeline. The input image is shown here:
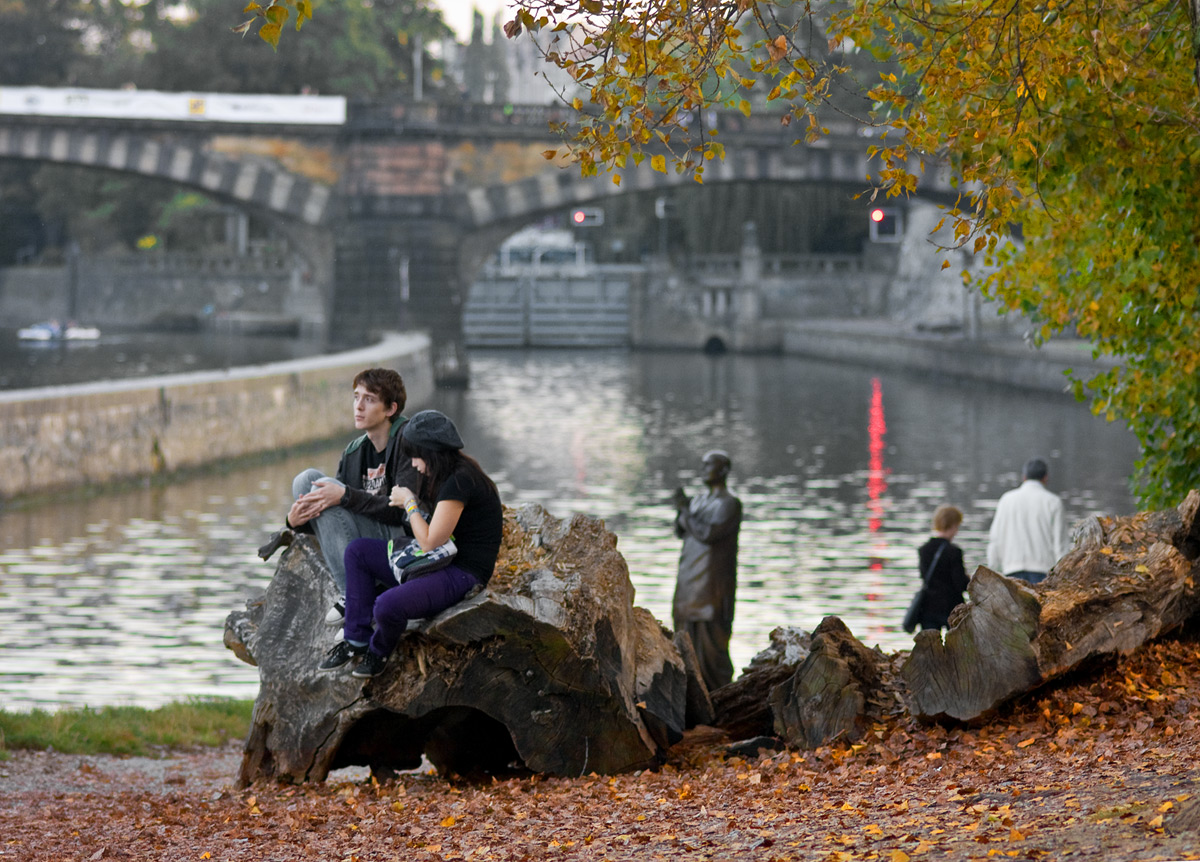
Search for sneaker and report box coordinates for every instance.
[324,601,345,624]
[257,528,294,561]
[351,650,388,679]
[317,639,365,671]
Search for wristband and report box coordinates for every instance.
[404,501,419,515]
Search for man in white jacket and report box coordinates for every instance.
[987,458,1065,584]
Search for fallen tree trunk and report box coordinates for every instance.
[713,491,1200,749]
[711,626,811,740]
[904,489,1200,721]
[225,504,698,784]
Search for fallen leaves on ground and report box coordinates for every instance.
[6,636,1200,861]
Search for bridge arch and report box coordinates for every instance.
[0,121,333,226]
[462,143,957,229]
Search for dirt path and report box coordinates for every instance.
[5,641,1200,861]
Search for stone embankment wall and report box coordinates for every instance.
[782,320,1117,393]
[0,332,432,501]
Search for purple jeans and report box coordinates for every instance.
[343,537,479,658]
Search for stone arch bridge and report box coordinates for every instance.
[0,96,954,381]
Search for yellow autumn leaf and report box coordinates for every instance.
[441,815,456,828]
[258,21,281,48]
[890,851,910,862]
[650,154,666,173]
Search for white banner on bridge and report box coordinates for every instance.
[0,87,346,126]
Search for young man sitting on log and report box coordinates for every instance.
[257,367,420,625]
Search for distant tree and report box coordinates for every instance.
[0,0,87,85]
[150,0,452,97]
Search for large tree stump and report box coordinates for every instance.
[904,490,1200,721]
[771,616,903,749]
[225,504,691,784]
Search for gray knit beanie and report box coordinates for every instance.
[402,409,464,450]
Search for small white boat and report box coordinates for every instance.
[63,324,101,340]
[17,321,101,342]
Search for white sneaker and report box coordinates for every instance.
[325,601,345,624]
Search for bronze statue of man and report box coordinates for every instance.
[672,449,743,692]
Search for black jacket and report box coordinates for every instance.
[295,418,421,531]
[914,537,969,630]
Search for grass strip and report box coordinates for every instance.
[0,698,252,759]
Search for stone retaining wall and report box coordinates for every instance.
[0,332,433,501]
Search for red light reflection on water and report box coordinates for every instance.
[867,377,889,541]
[865,378,890,619]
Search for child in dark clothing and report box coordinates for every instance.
[909,505,970,631]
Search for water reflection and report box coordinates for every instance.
[0,349,1139,711]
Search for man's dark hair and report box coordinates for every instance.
[352,368,406,423]
[1023,458,1049,482]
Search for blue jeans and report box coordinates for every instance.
[343,537,479,658]
[292,468,408,593]
[1008,570,1047,585]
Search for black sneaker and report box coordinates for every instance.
[351,650,388,679]
[257,528,294,561]
[317,639,365,671]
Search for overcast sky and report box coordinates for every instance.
[437,0,517,40]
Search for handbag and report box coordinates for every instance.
[388,536,457,583]
[902,541,947,634]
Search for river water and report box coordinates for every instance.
[0,347,1140,712]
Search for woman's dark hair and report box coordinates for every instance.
[400,436,498,505]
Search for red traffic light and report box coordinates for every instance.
[570,207,604,226]
[870,208,886,223]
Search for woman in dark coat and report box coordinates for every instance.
[913,505,970,631]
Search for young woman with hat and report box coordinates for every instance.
[318,409,503,678]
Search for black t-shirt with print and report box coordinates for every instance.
[437,465,502,584]
[360,444,387,497]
